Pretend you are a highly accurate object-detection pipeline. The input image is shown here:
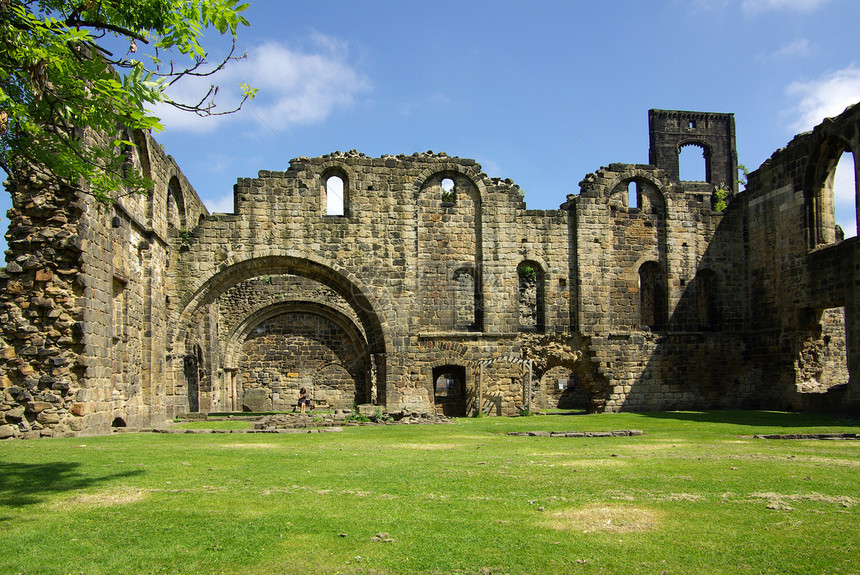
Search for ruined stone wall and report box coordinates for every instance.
[169,152,546,416]
[75,130,210,432]
[568,157,750,411]
[0,173,86,438]
[0,128,211,437]
[741,104,859,412]
[4,104,859,438]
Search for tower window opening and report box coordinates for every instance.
[679,143,710,182]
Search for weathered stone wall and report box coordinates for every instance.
[0,128,211,437]
[3,104,858,438]
[237,310,369,411]
[0,172,85,438]
[740,103,859,413]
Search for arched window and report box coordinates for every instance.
[679,143,710,182]
[167,176,185,229]
[627,181,639,209]
[441,177,456,204]
[809,145,858,247]
[639,261,666,330]
[518,261,545,332]
[832,151,857,239]
[325,174,345,216]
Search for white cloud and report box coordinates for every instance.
[742,0,831,13]
[201,191,236,214]
[786,66,860,132]
[758,37,811,60]
[689,0,831,13]
[150,33,370,134]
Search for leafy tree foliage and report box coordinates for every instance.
[0,0,255,204]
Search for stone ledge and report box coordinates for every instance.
[508,429,643,437]
[753,433,858,440]
[139,427,346,434]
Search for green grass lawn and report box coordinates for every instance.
[1,411,857,575]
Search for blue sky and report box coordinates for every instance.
[3,0,860,248]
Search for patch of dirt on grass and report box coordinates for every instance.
[605,489,704,503]
[559,459,628,468]
[53,487,147,508]
[751,492,856,509]
[395,443,460,451]
[735,454,860,467]
[656,492,704,502]
[541,504,663,533]
[621,443,685,451]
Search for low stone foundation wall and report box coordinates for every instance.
[507,429,644,437]
[753,433,858,440]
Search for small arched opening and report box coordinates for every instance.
[441,177,456,204]
[324,173,347,216]
[167,176,186,229]
[627,180,639,209]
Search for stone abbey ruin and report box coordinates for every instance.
[1,103,859,438]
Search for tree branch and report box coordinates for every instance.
[65,18,150,44]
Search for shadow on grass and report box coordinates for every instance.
[638,409,859,428]
[542,410,588,416]
[0,461,143,508]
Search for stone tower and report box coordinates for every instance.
[648,109,738,192]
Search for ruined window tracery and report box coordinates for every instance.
[610,178,664,215]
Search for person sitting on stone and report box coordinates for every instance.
[298,387,311,414]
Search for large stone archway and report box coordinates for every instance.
[226,301,372,412]
[168,256,391,416]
